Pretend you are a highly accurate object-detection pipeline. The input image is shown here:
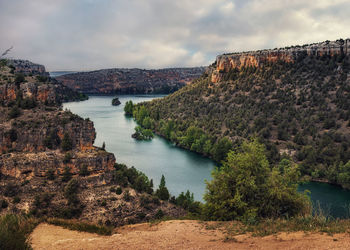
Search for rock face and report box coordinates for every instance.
[56,67,207,94]
[0,60,184,227]
[8,59,49,77]
[212,39,350,82]
[0,61,115,178]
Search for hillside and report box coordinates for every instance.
[0,59,183,227]
[133,39,350,188]
[56,67,206,94]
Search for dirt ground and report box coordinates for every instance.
[31,220,350,250]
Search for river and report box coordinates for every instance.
[63,95,214,201]
[63,95,350,217]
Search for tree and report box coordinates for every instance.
[211,137,232,162]
[61,132,73,151]
[124,100,134,116]
[156,175,170,200]
[203,139,310,221]
[102,142,106,150]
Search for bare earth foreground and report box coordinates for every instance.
[31,220,350,250]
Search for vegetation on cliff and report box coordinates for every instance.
[130,52,350,188]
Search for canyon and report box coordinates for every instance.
[0,60,182,226]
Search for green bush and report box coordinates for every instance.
[0,214,37,250]
[155,209,164,219]
[64,179,79,205]
[203,140,310,221]
[124,100,134,115]
[14,74,25,84]
[61,132,73,151]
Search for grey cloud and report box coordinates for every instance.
[0,0,349,71]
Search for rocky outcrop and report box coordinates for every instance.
[0,150,115,179]
[8,59,49,77]
[0,62,114,176]
[0,108,96,154]
[56,67,206,94]
[212,38,350,82]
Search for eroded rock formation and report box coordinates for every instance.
[212,39,350,82]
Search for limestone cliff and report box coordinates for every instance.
[56,67,206,94]
[212,38,350,82]
[8,59,49,77]
[0,61,114,178]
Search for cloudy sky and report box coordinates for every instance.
[1,0,350,71]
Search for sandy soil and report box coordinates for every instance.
[31,220,350,250]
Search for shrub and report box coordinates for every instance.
[61,132,73,151]
[8,105,20,119]
[0,214,36,250]
[46,218,112,235]
[64,179,79,205]
[13,196,20,204]
[63,152,72,164]
[203,139,310,221]
[124,100,134,116]
[14,73,25,84]
[155,209,164,219]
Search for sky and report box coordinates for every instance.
[1,0,350,71]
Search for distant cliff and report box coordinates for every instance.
[212,39,350,82]
[56,67,207,94]
[8,59,49,77]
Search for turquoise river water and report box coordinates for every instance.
[63,95,350,217]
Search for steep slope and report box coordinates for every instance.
[56,67,206,94]
[134,39,350,188]
[0,60,183,226]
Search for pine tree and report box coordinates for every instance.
[156,175,170,200]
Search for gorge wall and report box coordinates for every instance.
[56,67,207,94]
[0,61,115,179]
[212,39,350,82]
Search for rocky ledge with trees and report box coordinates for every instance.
[0,59,185,227]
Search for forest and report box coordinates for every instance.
[128,53,350,188]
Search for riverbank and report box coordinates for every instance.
[30,220,350,250]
